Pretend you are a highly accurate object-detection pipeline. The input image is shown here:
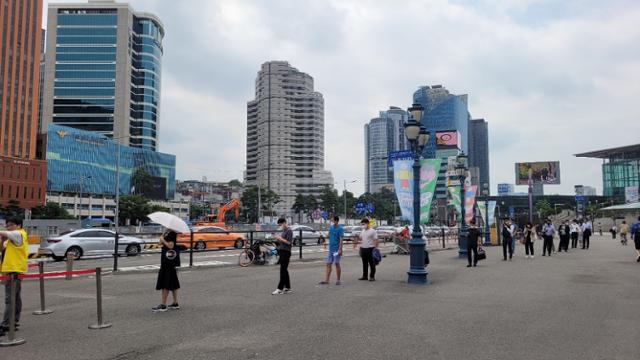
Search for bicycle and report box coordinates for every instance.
[238,239,279,267]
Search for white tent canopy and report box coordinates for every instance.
[600,202,640,211]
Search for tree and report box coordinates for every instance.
[228,179,243,187]
[303,195,318,221]
[534,199,554,220]
[149,204,170,213]
[118,195,152,226]
[189,203,206,220]
[240,186,280,223]
[339,190,357,219]
[0,200,24,218]
[31,202,74,219]
[291,194,306,223]
[131,167,154,197]
[319,185,339,215]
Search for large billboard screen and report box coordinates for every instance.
[436,131,460,148]
[515,161,561,185]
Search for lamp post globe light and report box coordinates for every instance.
[405,103,430,284]
[456,153,468,258]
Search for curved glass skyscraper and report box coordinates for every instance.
[42,1,164,151]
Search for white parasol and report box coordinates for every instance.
[147,212,190,234]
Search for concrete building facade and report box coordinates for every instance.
[42,0,164,151]
[469,118,490,193]
[245,61,333,216]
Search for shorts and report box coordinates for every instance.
[325,251,341,264]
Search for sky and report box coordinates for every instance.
[45,0,640,196]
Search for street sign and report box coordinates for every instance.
[321,211,328,220]
[387,150,414,166]
[575,195,585,203]
[367,203,375,213]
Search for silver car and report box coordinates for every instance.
[289,225,327,246]
[39,229,145,261]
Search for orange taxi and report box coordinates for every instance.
[177,226,246,250]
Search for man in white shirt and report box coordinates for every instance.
[570,220,580,249]
[354,218,378,281]
[541,219,556,256]
[582,220,593,249]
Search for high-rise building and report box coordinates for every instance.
[245,61,334,216]
[469,118,490,193]
[364,106,408,193]
[0,0,47,209]
[42,0,164,151]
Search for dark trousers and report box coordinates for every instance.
[502,238,513,260]
[2,275,22,327]
[571,233,578,248]
[560,235,569,251]
[525,239,534,256]
[467,243,478,265]
[543,235,553,255]
[360,248,376,279]
[277,250,291,290]
[583,230,591,249]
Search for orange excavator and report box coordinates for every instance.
[195,199,241,228]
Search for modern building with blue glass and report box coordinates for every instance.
[41,0,164,151]
[46,124,175,200]
[469,118,490,193]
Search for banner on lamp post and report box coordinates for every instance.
[448,186,461,216]
[419,159,442,224]
[464,185,478,225]
[393,159,414,221]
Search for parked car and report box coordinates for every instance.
[376,226,399,241]
[269,225,325,246]
[39,229,144,261]
[343,226,363,242]
[177,226,246,250]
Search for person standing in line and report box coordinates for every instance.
[631,217,640,262]
[558,220,571,252]
[272,218,293,295]
[354,218,378,281]
[466,220,481,267]
[570,220,580,249]
[502,218,515,261]
[541,219,555,256]
[319,216,344,285]
[619,221,629,246]
[152,229,181,312]
[523,222,535,259]
[0,217,28,336]
[582,220,593,249]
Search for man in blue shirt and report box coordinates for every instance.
[319,216,344,285]
[631,216,640,262]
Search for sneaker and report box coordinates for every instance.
[358,277,368,281]
[369,278,375,282]
[318,281,329,285]
[167,303,180,310]
[531,255,534,259]
[152,304,168,312]
[272,289,283,295]
[283,288,293,294]
[467,264,472,267]
[637,256,640,263]
[335,281,342,285]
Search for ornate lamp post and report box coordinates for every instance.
[482,183,491,245]
[405,103,430,284]
[455,153,468,258]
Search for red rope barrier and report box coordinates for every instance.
[0,268,97,281]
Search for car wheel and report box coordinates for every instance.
[293,237,300,246]
[194,241,206,251]
[65,246,82,260]
[234,239,244,249]
[125,244,141,256]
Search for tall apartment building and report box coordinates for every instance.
[469,118,490,193]
[245,61,334,216]
[364,106,408,193]
[0,0,47,209]
[42,0,164,151]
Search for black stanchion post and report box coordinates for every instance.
[33,262,53,315]
[250,231,254,248]
[299,228,303,259]
[113,231,119,272]
[189,230,194,267]
[0,274,26,346]
[89,267,112,330]
[65,256,73,280]
[441,228,445,249]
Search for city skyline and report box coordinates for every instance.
[44,0,640,196]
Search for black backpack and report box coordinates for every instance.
[502,225,511,239]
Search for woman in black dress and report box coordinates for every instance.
[152,230,180,312]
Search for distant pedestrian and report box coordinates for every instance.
[523,222,535,259]
[319,216,344,285]
[610,225,617,239]
[558,220,570,252]
[501,218,515,261]
[619,221,629,246]
[152,229,181,312]
[466,220,481,267]
[631,216,640,262]
[541,219,555,256]
[272,218,293,295]
[582,220,593,249]
[0,217,28,336]
[354,218,378,281]
[570,220,580,249]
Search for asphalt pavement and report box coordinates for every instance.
[2,235,639,360]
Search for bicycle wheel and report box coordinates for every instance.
[238,249,255,267]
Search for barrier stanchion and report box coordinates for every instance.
[65,256,74,280]
[442,228,445,249]
[189,230,194,267]
[299,229,303,259]
[88,267,112,330]
[0,274,26,347]
[32,262,53,315]
[113,231,119,272]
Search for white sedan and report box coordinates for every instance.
[39,229,145,261]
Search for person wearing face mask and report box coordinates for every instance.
[272,218,293,295]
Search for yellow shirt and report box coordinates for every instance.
[1,229,28,273]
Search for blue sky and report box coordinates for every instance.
[45,0,640,196]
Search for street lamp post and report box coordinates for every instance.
[343,179,357,225]
[456,153,469,258]
[405,103,429,284]
[482,183,491,246]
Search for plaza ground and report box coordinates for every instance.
[2,235,639,360]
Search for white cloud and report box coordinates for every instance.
[44,0,640,196]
